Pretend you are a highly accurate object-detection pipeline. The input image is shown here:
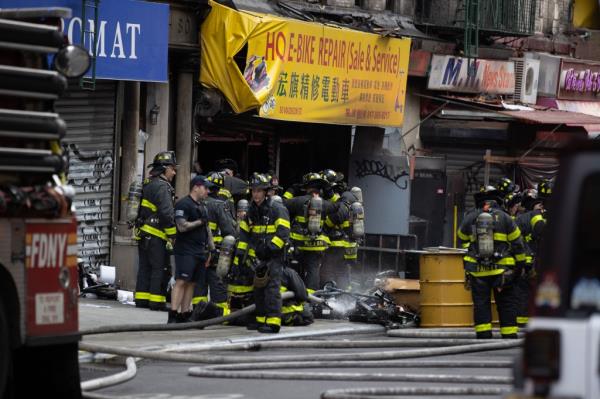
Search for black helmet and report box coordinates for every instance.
[249,172,271,190]
[207,171,225,188]
[303,172,329,190]
[474,185,502,208]
[148,151,177,168]
[538,179,554,199]
[504,191,522,209]
[320,169,339,184]
[495,177,517,197]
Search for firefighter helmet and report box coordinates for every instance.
[249,172,271,190]
[521,188,542,211]
[474,185,502,208]
[148,151,177,168]
[538,179,554,199]
[504,191,522,209]
[302,172,329,189]
[207,171,226,188]
[495,177,517,196]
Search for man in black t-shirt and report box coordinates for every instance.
[169,175,215,323]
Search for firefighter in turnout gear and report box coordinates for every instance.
[320,169,360,291]
[234,173,291,333]
[513,186,550,327]
[284,172,337,293]
[134,151,178,311]
[191,172,238,315]
[457,186,527,339]
[281,266,314,326]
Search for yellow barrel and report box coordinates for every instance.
[419,251,498,327]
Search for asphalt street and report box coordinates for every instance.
[78,298,521,399]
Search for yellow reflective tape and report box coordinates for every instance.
[209,222,218,230]
[464,256,478,263]
[249,248,256,257]
[140,224,167,240]
[295,216,307,223]
[215,302,231,316]
[475,323,492,332]
[228,284,253,294]
[214,236,223,243]
[192,296,208,305]
[525,256,533,264]
[274,218,290,229]
[239,220,250,232]
[307,288,315,294]
[457,229,470,241]
[271,236,285,248]
[266,317,281,326]
[341,220,351,228]
[291,232,309,241]
[164,226,177,236]
[330,194,340,203]
[282,305,296,314]
[283,191,293,199]
[325,216,335,228]
[515,253,526,262]
[134,292,150,300]
[233,257,239,265]
[280,286,288,293]
[470,269,505,277]
[516,316,529,324]
[493,233,508,241]
[298,246,328,251]
[497,257,516,266]
[500,326,518,335]
[237,241,248,250]
[344,253,358,260]
[218,189,232,199]
[508,227,521,241]
[149,294,166,303]
[141,199,157,212]
[256,316,266,323]
[461,242,470,249]
[531,214,544,229]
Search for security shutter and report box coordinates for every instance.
[429,145,508,210]
[55,82,117,271]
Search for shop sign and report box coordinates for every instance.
[427,55,515,95]
[1,0,169,82]
[557,59,600,101]
[200,1,411,127]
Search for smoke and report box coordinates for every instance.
[325,294,358,316]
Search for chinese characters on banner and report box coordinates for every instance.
[200,1,411,127]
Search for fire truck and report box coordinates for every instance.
[0,7,89,398]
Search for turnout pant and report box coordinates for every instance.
[471,273,519,338]
[254,256,283,331]
[193,260,228,311]
[514,275,531,327]
[135,235,170,310]
[320,247,350,290]
[296,251,323,292]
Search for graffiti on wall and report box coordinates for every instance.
[66,143,114,271]
[353,158,409,190]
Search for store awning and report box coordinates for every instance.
[200,0,411,127]
[497,109,600,125]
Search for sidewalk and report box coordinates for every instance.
[79,298,383,350]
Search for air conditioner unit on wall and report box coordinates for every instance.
[511,58,540,104]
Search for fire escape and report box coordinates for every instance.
[415,0,537,58]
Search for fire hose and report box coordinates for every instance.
[79,291,521,397]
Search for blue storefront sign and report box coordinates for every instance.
[1,0,169,82]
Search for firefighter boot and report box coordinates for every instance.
[258,324,280,334]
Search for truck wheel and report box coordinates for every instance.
[0,301,11,398]
[14,342,81,398]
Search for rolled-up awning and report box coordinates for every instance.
[200,0,411,127]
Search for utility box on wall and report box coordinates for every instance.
[349,153,410,235]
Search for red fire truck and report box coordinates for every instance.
[0,7,89,398]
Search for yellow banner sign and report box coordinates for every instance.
[200,1,411,127]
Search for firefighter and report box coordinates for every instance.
[496,177,518,198]
[134,151,178,311]
[284,172,337,293]
[190,171,237,316]
[234,173,291,333]
[281,266,314,326]
[457,186,527,339]
[503,191,523,218]
[320,169,361,291]
[169,175,214,323]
